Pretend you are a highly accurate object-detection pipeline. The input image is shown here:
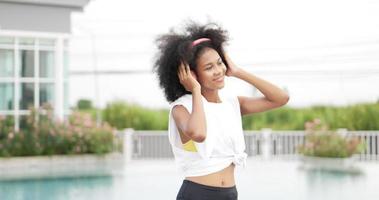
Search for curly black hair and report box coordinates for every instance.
[153,21,229,103]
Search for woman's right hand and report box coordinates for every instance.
[178,61,201,92]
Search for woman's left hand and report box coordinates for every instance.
[224,53,241,77]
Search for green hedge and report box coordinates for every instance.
[103,101,168,130]
[242,103,379,130]
[100,101,379,131]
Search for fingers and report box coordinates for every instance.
[178,61,190,80]
[177,61,185,81]
[224,53,231,64]
[183,62,189,77]
[184,64,191,77]
[190,70,197,80]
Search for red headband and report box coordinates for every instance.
[191,38,211,47]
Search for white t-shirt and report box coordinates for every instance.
[168,93,247,177]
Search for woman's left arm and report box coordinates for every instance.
[224,54,290,116]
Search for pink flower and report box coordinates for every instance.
[313,118,321,125]
[83,118,93,128]
[305,122,315,130]
[8,132,14,139]
[305,142,315,149]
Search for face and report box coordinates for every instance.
[195,48,227,91]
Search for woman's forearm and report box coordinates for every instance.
[187,88,207,142]
[234,68,289,104]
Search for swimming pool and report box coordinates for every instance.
[0,157,378,200]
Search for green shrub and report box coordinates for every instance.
[297,119,366,158]
[77,99,93,110]
[103,101,168,130]
[0,104,120,157]
[242,103,379,130]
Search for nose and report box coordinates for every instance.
[214,64,224,76]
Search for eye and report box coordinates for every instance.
[205,66,212,70]
[217,58,223,65]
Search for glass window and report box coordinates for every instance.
[19,50,35,77]
[63,39,69,48]
[0,49,14,77]
[39,50,54,78]
[19,38,34,46]
[63,51,69,79]
[20,82,34,110]
[40,83,54,108]
[0,83,14,110]
[0,37,14,45]
[39,39,55,47]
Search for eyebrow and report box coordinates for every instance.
[203,57,222,69]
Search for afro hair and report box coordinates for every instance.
[153,21,229,103]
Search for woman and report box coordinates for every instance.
[154,21,289,200]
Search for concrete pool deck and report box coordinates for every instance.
[0,153,124,181]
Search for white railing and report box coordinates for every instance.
[347,131,379,161]
[120,129,379,161]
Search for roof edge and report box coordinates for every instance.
[0,0,91,9]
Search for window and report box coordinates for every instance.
[20,82,34,110]
[20,50,35,77]
[0,83,14,110]
[0,49,14,77]
[0,37,14,45]
[39,50,54,78]
[0,34,68,131]
[63,50,69,79]
[40,83,54,108]
[39,39,55,47]
[19,38,34,46]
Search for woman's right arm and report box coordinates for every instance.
[172,63,207,143]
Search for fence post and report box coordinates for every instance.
[337,128,348,137]
[261,128,272,160]
[124,128,134,163]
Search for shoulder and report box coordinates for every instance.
[170,94,193,113]
[221,93,241,115]
[170,94,192,106]
[221,93,239,106]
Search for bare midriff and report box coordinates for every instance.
[185,163,235,187]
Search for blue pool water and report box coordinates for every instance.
[0,158,378,200]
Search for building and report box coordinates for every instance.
[0,0,90,131]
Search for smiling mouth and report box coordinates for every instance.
[214,76,224,82]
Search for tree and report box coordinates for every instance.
[77,99,93,110]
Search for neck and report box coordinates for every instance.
[201,88,221,103]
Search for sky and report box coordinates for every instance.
[68,0,379,109]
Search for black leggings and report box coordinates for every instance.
[176,179,238,200]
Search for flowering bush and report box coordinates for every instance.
[297,118,365,158]
[0,104,121,157]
